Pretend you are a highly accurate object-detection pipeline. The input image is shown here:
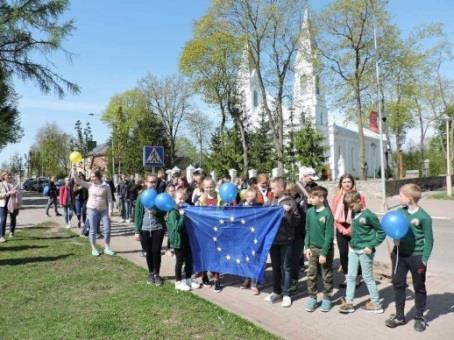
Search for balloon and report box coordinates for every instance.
[70,151,83,164]
[381,210,410,240]
[140,189,157,209]
[240,189,248,200]
[155,192,176,212]
[219,182,237,203]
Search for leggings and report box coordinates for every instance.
[174,246,193,281]
[140,229,165,276]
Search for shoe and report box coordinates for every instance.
[213,281,222,293]
[264,292,282,303]
[305,297,317,312]
[56,213,62,216]
[240,279,251,289]
[385,314,406,328]
[320,299,332,312]
[147,274,155,285]
[139,252,146,257]
[127,219,131,223]
[202,276,211,287]
[91,249,101,256]
[175,281,191,291]
[414,317,427,332]
[361,301,384,314]
[8,232,14,238]
[281,295,292,308]
[46,213,51,217]
[0,237,6,243]
[339,301,355,314]
[251,286,260,295]
[121,219,126,223]
[154,275,163,286]
[104,248,115,256]
[188,279,201,289]
[65,224,71,229]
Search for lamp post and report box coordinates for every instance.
[446,116,452,197]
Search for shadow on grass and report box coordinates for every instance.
[26,235,80,240]
[0,245,48,251]
[0,253,74,266]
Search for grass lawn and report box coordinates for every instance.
[431,191,454,200]
[0,223,276,340]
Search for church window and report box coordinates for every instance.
[253,90,258,107]
[315,75,320,95]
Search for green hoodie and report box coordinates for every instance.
[167,208,187,249]
[304,206,334,257]
[350,209,385,251]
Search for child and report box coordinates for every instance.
[338,191,385,314]
[385,184,433,332]
[304,186,334,312]
[240,188,260,294]
[197,177,222,292]
[167,190,199,291]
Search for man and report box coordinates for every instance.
[45,176,61,217]
[118,175,131,222]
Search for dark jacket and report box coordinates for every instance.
[118,180,131,199]
[48,181,58,198]
[74,187,88,202]
[271,195,301,245]
[129,183,142,201]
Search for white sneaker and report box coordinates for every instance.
[175,281,191,291]
[65,224,71,229]
[281,295,292,308]
[187,279,201,289]
[127,219,131,223]
[264,292,282,303]
[0,237,6,243]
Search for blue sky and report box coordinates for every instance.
[1,0,454,164]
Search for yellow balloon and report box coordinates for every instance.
[70,151,82,164]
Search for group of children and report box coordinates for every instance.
[134,170,434,333]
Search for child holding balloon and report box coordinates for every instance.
[385,184,433,332]
[338,191,385,314]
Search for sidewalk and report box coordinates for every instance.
[15,193,454,339]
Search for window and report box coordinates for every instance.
[253,90,258,107]
[315,75,320,95]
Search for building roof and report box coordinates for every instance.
[88,143,109,157]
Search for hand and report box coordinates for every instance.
[282,204,292,212]
[319,255,326,265]
[342,228,351,236]
[134,233,141,242]
[305,248,312,258]
[363,247,372,255]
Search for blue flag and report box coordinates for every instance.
[184,206,283,282]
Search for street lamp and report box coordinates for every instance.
[445,116,452,197]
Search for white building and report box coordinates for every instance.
[238,6,383,180]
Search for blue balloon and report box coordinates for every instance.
[155,192,176,212]
[140,188,157,209]
[219,182,237,203]
[381,210,410,240]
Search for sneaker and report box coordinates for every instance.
[154,275,163,286]
[121,219,126,223]
[8,232,14,238]
[320,299,332,312]
[175,281,191,291]
[56,213,62,216]
[385,314,406,328]
[188,279,201,289]
[251,286,260,295]
[265,292,282,303]
[414,317,427,332]
[305,297,317,312]
[240,279,251,289]
[147,274,155,285]
[339,301,355,314]
[0,237,6,243]
[213,281,222,293]
[139,252,147,257]
[281,295,292,308]
[202,276,211,287]
[91,249,101,256]
[104,248,115,256]
[361,301,384,314]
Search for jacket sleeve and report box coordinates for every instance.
[368,213,385,249]
[422,215,434,263]
[304,211,310,248]
[134,194,144,233]
[167,210,184,233]
[322,213,334,257]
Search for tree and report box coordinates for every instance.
[0,0,79,97]
[185,111,213,168]
[69,120,95,169]
[292,120,327,173]
[316,0,393,179]
[175,137,199,166]
[206,127,244,176]
[138,74,191,166]
[8,153,24,175]
[248,111,275,174]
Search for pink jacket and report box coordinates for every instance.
[330,191,366,236]
[59,186,74,208]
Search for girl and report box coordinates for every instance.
[59,177,75,229]
[74,174,89,228]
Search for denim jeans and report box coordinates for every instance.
[120,198,130,220]
[269,243,292,296]
[0,207,6,237]
[346,248,380,305]
[75,200,87,221]
[87,208,111,247]
[63,206,73,225]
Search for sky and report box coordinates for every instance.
[1,0,454,164]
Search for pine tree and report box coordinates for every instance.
[206,127,243,176]
[248,111,275,174]
[292,120,327,173]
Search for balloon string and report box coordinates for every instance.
[394,245,399,275]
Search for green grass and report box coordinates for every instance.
[432,191,454,200]
[0,223,276,340]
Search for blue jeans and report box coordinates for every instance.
[120,198,130,220]
[75,200,87,224]
[346,248,380,305]
[87,208,111,248]
[0,207,6,237]
[63,206,73,225]
[270,243,292,296]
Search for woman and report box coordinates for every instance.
[59,177,75,229]
[0,172,19,242]
[330,174,366,287]
[73,168,115,256]
[74,174,89,228]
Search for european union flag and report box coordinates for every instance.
[184,206,283,282]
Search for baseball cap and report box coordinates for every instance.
[300,167,319,180]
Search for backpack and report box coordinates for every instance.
[43,184,50,196]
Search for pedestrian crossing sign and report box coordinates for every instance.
[143,146,165,168]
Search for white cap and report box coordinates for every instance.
[299,167,319,181]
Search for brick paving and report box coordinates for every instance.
[11,193,454,339]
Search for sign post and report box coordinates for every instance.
[143,146,165,174]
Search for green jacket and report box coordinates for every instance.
[304,206,334,257]
[167,209,187,249]
[133,192,166,233]
[350,209,385,251]
[397,207,434,263]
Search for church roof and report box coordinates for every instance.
[332,120,386,140]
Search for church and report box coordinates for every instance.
[238,7,383,180]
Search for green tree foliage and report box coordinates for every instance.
[248,114,275,174]
[206,127,243,176]
[0,68,22,150]
[0,0,79,97]
[69,120,95,160]
[175,137,200,167]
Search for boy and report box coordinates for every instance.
[304,186,334,312]
[338,191,385,314]
[385,184,433,332]
[264,177,300,308]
